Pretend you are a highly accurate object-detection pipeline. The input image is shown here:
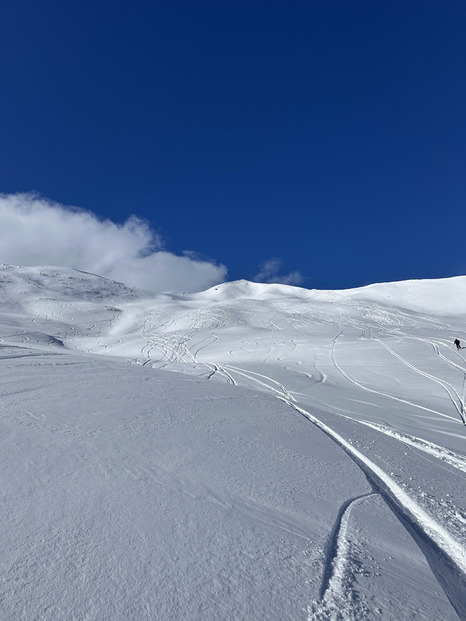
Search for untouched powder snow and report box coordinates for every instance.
[0,264,465,620]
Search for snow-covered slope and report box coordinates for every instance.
[1,265,465,620]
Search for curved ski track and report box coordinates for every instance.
[331,332,462,425]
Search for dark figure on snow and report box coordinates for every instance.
[454,338,461,350]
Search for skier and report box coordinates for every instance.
[454,338,461,350]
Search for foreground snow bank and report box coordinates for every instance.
[0,352,357,619]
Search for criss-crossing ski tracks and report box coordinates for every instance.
[137,312,466,617]
[19,272,465,619]
[139,314,466,618]
[4,265,466,619]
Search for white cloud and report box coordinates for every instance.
[254,258,303,286]
[0,193,227,292]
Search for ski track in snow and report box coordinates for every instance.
[223,364,296,402]
[310,492,379,621]
[375,338,466,424]
[331,331,462,425]
[349,418,466,474]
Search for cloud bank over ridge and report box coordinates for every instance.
[254,258,303,286]
[0,193,227,292]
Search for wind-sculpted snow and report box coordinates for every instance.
[0,265,465,620]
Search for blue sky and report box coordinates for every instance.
[1,1,465,291]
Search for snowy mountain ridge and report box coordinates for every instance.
[1,264,466,620]
[198,274,466,316]
[3,262,466,310]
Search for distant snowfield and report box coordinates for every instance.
[0,264,465,620]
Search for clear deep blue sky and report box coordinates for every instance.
[1,1,465,289]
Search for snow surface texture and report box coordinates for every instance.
[0,264,465,620]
